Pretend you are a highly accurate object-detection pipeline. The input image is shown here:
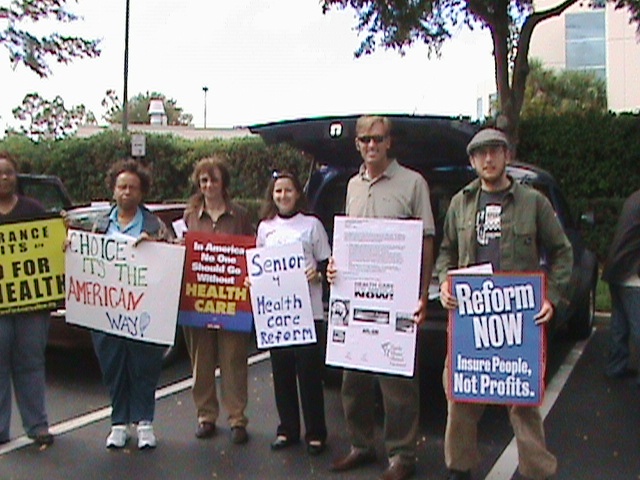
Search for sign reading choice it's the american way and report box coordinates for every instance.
[448,273,546,406]
[246,242,316,349]
[0,216,67,315]
[65,231,186,345]
[178,232,255,332]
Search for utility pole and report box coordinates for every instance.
[122,0,130,133]
[202,86,209,129]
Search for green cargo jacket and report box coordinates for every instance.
[435,176,573,306]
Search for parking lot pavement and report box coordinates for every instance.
[542,321,640,480]
[3,315,638,480]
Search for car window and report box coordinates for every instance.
[21,182,69,213]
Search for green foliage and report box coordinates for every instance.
[0,131,309,205]
[11,92,95,140]
[0,0,101,77]
[518,111,640,261]
[102,90,193,126]
[522,59,607,118]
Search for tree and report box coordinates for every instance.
[102,90,194,126]
[0,0,101,77]
[321,0,640,143]
[11,92,95,140]
[521,58,607,118]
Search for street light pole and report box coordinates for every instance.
[122,0,130,133]
[202,86,209,129]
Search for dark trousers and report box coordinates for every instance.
[92,332,164,425]
[270,323,327,443]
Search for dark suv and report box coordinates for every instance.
[250,115,598,341]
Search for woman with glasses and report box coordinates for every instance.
[256,171,330,455]
[0,151,54,447]
[90,159,172,450]
[182,156,254,445]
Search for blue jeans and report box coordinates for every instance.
[0,312,50,442]
[92,332,164,425]
[606,284,640,380]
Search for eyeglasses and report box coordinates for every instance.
[357,135,387,144]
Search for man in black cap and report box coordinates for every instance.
[435,127,573,480]
[602,189,640,382]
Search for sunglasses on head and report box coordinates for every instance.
[272,170,294,180]
[357,135,387,144]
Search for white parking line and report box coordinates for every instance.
[484,330,592,480]
[0,351,271,456]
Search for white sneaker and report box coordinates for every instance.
[137,421,157,450]
[106,425,129,449]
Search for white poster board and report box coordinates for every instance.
[326,217,423,376]
[65,231,186,345]
[246,242,316,349]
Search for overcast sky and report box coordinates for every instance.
[0,0,496,133]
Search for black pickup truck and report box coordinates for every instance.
[17,173,74,212]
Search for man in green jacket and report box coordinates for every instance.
[435,128,573,480]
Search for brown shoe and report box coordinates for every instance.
[331,448,377,472]
[379,461,416,480]
[195,422,216,439]
[230,426,248,444]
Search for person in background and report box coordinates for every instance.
[327,116,435,480]
[0,151,54,447]
[90,159,172,450]
[435,128,573,480]
[255,171,330,455]
[602,189,640,382]
[182,156,254,445]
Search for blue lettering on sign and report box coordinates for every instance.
[105,311,152,337]
[259,327,314,346]
[250,253,305,277]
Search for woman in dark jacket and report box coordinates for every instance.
[0,151,54,446]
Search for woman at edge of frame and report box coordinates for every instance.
[255,170,330,455]
[0,151,54,447]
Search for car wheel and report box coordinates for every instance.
[569,278,596,340]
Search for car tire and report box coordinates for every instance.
[569,278,596,340]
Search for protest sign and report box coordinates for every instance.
[246,242,316,349]
[326,217,423,377]
[0,216,66,315]
[448,273,546,405]
[65,231,186,345]
[178,232,254,332]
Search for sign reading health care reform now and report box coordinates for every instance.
[448,273,546,406]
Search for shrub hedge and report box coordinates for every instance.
[1,111,638,263]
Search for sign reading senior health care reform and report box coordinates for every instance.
[246,242,316,349]
[65,231,186,345]
[0,216,66,315]
[448,273,546,406]
[178,232,255,332]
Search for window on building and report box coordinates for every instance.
[565,11,606,81]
